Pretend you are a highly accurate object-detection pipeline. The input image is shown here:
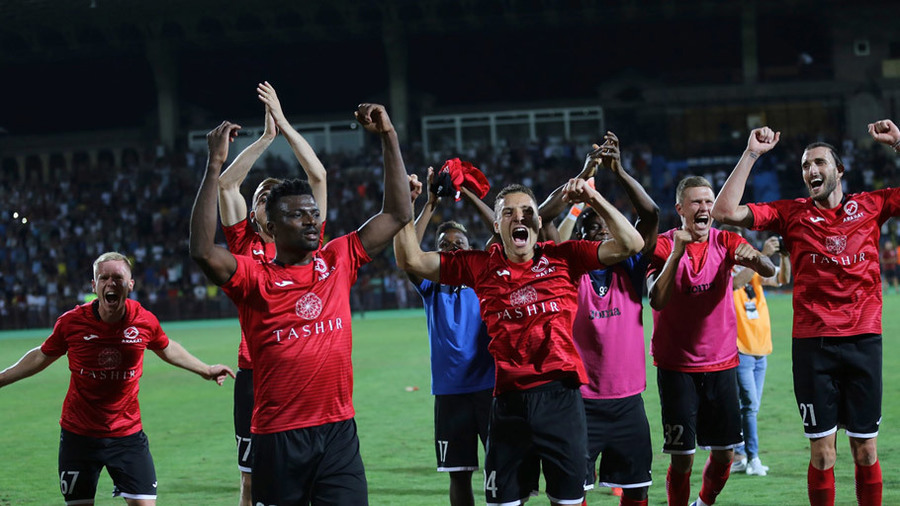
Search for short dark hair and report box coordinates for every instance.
[266,178,314,217]
[575,206,599,239]
[494,184,538,216]
[436,221,468,237]
[804,142,844,172]
[675,175,712,204]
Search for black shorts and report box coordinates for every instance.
[657,367,742,454]
[434,388,492,472]
[233,368,254,472]
[583,394,653,489]
[792,334,882,438]
[58,428,157,503]
[484,381,587,506]
[251,418,367,505]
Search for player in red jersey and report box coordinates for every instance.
[394,173,644,506]
[217,81,328,506]
[648,176,774,506]
[0,252,234,506]
[190,103,410,505]
[712,119,900,506]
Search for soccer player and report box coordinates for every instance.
[399,168,495,506]
[711,119,900,506]
[648,175,775,506]
[720,228,791,477]
[190,103,411,505]
[394,172,644,506]
[217,81,327,506]
[555,133,659,506]
[0,252,234,506]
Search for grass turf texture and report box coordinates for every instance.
[1,295,898,505]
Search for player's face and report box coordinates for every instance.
[494,192,542,261]
[251,186,274,234]
[801,146,841,203]
[437,229,470,252]
[267,194,322,252]
[91,260,134,314]
[579,214,611,243]
[676,186,715,238]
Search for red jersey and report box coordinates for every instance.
[40,299,170,438]
[647,228,746,372]
[748,188,900,338]
[223,219,276,369]
[221,232,370,434]
[440,241,604,395]
[223,219,327,369]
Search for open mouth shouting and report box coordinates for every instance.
[807,175,825,194]
[511,226,530,248]
[694,213,711,228]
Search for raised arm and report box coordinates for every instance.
[562,178,643,265]
[354,103,412,256]
[868,119,900,152]
[414,167,440,244]
[600,132,659,254]
[0,347,59,388]
[712,127,780,227]
[541,145,599,241]
[394,219,442,283]
[258,81,328,216]
[460,186,497,235]
[153,340,235,386]
[218,111,277,227]
[648,230,690,311]
[190,121,241,286]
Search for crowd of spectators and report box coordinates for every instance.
[3,129,899,329]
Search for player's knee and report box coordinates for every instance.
[624,486,649,501]
[850,439,878,466]
[809,440,837,469]
[671,454,693,473]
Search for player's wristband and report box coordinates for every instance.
[892,139,900,153]
[564,204,585,222]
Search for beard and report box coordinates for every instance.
[809,176,838,202]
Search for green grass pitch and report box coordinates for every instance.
[1,294,899,505]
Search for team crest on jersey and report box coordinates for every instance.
[509,286,538,307]
[295,292,324,320]
[314,257,328,274]
[98,347,122,369]
[531,256,550,273]
[825,235,847,255]
[844,200,859,217]
[123,326,139,340]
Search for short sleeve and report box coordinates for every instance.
[747,201,785,233]
[40,316,69,357]
[143,310,170,351]
[440,249,484,287]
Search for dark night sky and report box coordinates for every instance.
[0,5,831,137]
